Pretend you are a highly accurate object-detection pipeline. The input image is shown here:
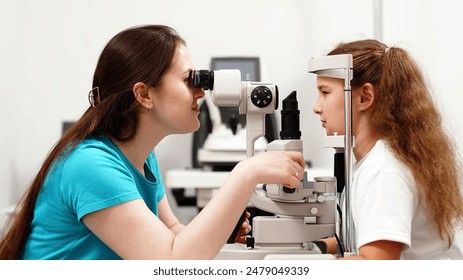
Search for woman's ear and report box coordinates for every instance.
[358,82,375,112]
[133,82,153,111]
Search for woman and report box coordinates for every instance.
[313,39,463,259]
[0,25,305,260]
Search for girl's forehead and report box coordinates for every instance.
[317,76,343,88]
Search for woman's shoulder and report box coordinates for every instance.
[60,135,125,174]
[71,135,120,158]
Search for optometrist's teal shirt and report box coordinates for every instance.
[21,135,166,259]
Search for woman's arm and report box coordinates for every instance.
[82,150,304,259]
[158,195,250,241]
[157,196,185,235]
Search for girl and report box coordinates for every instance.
[313,39,463,259]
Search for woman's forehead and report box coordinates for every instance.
[170,44,193,74]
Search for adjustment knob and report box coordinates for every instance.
[283,186,296,193]
[251,86,273,108]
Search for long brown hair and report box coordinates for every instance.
[0,25,185,259]
[329,39,463,244]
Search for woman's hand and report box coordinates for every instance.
[234,211,251,243]
[230,151,304,244]
[235,151,305,189]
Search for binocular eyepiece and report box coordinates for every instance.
[189,70,214,91]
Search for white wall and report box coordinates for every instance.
[382,0,463,150]
[1,0,462,223]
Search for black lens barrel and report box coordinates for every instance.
[189,70,214,90]
[280,90,301,140]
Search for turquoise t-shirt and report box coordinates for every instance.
[21,135,166,259]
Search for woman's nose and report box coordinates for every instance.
[194,88,205,99]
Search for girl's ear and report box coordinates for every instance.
[358,82,375,112]
[133,82,153,111]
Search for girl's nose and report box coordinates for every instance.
[313,99,322,115]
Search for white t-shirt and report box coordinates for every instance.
[350,140,463,259]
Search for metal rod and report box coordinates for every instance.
[343,67,356,255]
[373,0,383,41]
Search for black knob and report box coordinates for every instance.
[283,186,296,193]
[246,236,255,249]
[250,86,273,108]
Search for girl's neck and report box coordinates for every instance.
[353,124,378,161]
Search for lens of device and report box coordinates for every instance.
[189,70,214,90]
[280,90,301,140]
